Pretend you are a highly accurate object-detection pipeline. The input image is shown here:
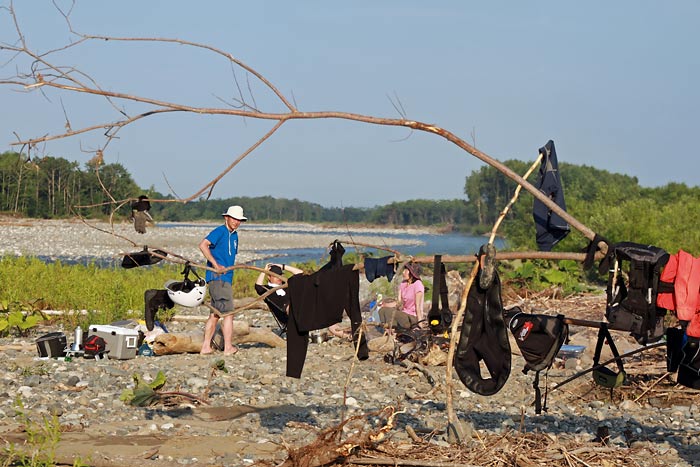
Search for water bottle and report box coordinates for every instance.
[71,326,83,351]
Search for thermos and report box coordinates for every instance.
[71,326,83,351]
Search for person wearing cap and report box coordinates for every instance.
[255,263,351,340]
[379,262,425,329]
[199,205,247,355]
[255,262,304,316]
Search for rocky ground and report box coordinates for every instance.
[1,218,699,466]
[3,294,700,466]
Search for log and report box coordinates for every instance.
[152,320,285,355]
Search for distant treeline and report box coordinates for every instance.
[151,196,472,228]
[3,150,700,253]
[468,159,700,254]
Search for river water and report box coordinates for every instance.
[25,222,506,268]
[246,225,507,266]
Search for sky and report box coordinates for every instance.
[1,1,698,208]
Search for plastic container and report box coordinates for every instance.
[87,324,140,360]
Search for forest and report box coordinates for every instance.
[2,149,700,254]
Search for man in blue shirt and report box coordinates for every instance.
[199,205,247,355]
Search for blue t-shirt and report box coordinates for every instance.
[204,224,238,283]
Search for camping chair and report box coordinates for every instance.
[263,296,288,337]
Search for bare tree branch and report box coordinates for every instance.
[0,3,605,252]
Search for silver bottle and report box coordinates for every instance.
[72,326,83,351]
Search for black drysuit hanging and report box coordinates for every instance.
[454,267,511,396]
[533,140,570,251]
[286,241,368,378]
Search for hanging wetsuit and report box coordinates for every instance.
[454,265,511,396]
[533,140,570,251]
[286,242,368,378]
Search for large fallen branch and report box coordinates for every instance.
[151,320,285,355]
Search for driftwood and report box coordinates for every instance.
[152,320,285,355]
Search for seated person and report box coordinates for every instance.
[379,262,425,329]
[255,262,351,340]
[255,263,303,329]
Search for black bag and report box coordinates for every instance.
[83,335,107,358]
[427,255,453,335]
[605,242,669,344]
[507,307,569,413]
[678,336,700,389]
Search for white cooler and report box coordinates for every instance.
[87,324,139,360]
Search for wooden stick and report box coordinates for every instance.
[445,156,542,442]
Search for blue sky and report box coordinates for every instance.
[1,1,698,208]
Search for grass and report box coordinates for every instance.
[0,256,262,330]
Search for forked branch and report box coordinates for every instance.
[0,2,602,251]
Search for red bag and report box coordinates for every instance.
[83,335,106,357]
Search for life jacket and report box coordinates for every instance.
[657,250,700,323]
[605,242,669,344]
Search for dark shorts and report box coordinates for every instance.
[208,280,234,317]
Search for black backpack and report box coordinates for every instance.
[605,242,669,344]
[507,307,569,414]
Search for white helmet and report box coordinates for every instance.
[165,278,206,307]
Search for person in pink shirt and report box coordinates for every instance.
[379,262,425,329]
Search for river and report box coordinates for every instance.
[244,225,507,266]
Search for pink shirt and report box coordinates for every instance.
[399,280,425,316]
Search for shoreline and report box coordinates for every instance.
[0,218,433,264]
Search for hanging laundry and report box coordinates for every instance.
[286,241,367,378]
[121,247,167,268]
[427,255,452,334]
[657,250,700,323]
[319,240,345,272]
[363,256,395,283]
[454,264,511,396]
[533,140,570,251]
[131,195,153,234]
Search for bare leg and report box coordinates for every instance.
[222,315,237,355]
[200,313,219,354]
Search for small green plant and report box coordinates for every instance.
[501,259,594,295]
[0,300,44,337]
[120,370,208,407]
[120,371,168,407]
[2,397,62,467]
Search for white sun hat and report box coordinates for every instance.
[222,205,247,221]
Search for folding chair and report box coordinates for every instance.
[264,297,288,337]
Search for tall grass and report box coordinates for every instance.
[0,256,260,326]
